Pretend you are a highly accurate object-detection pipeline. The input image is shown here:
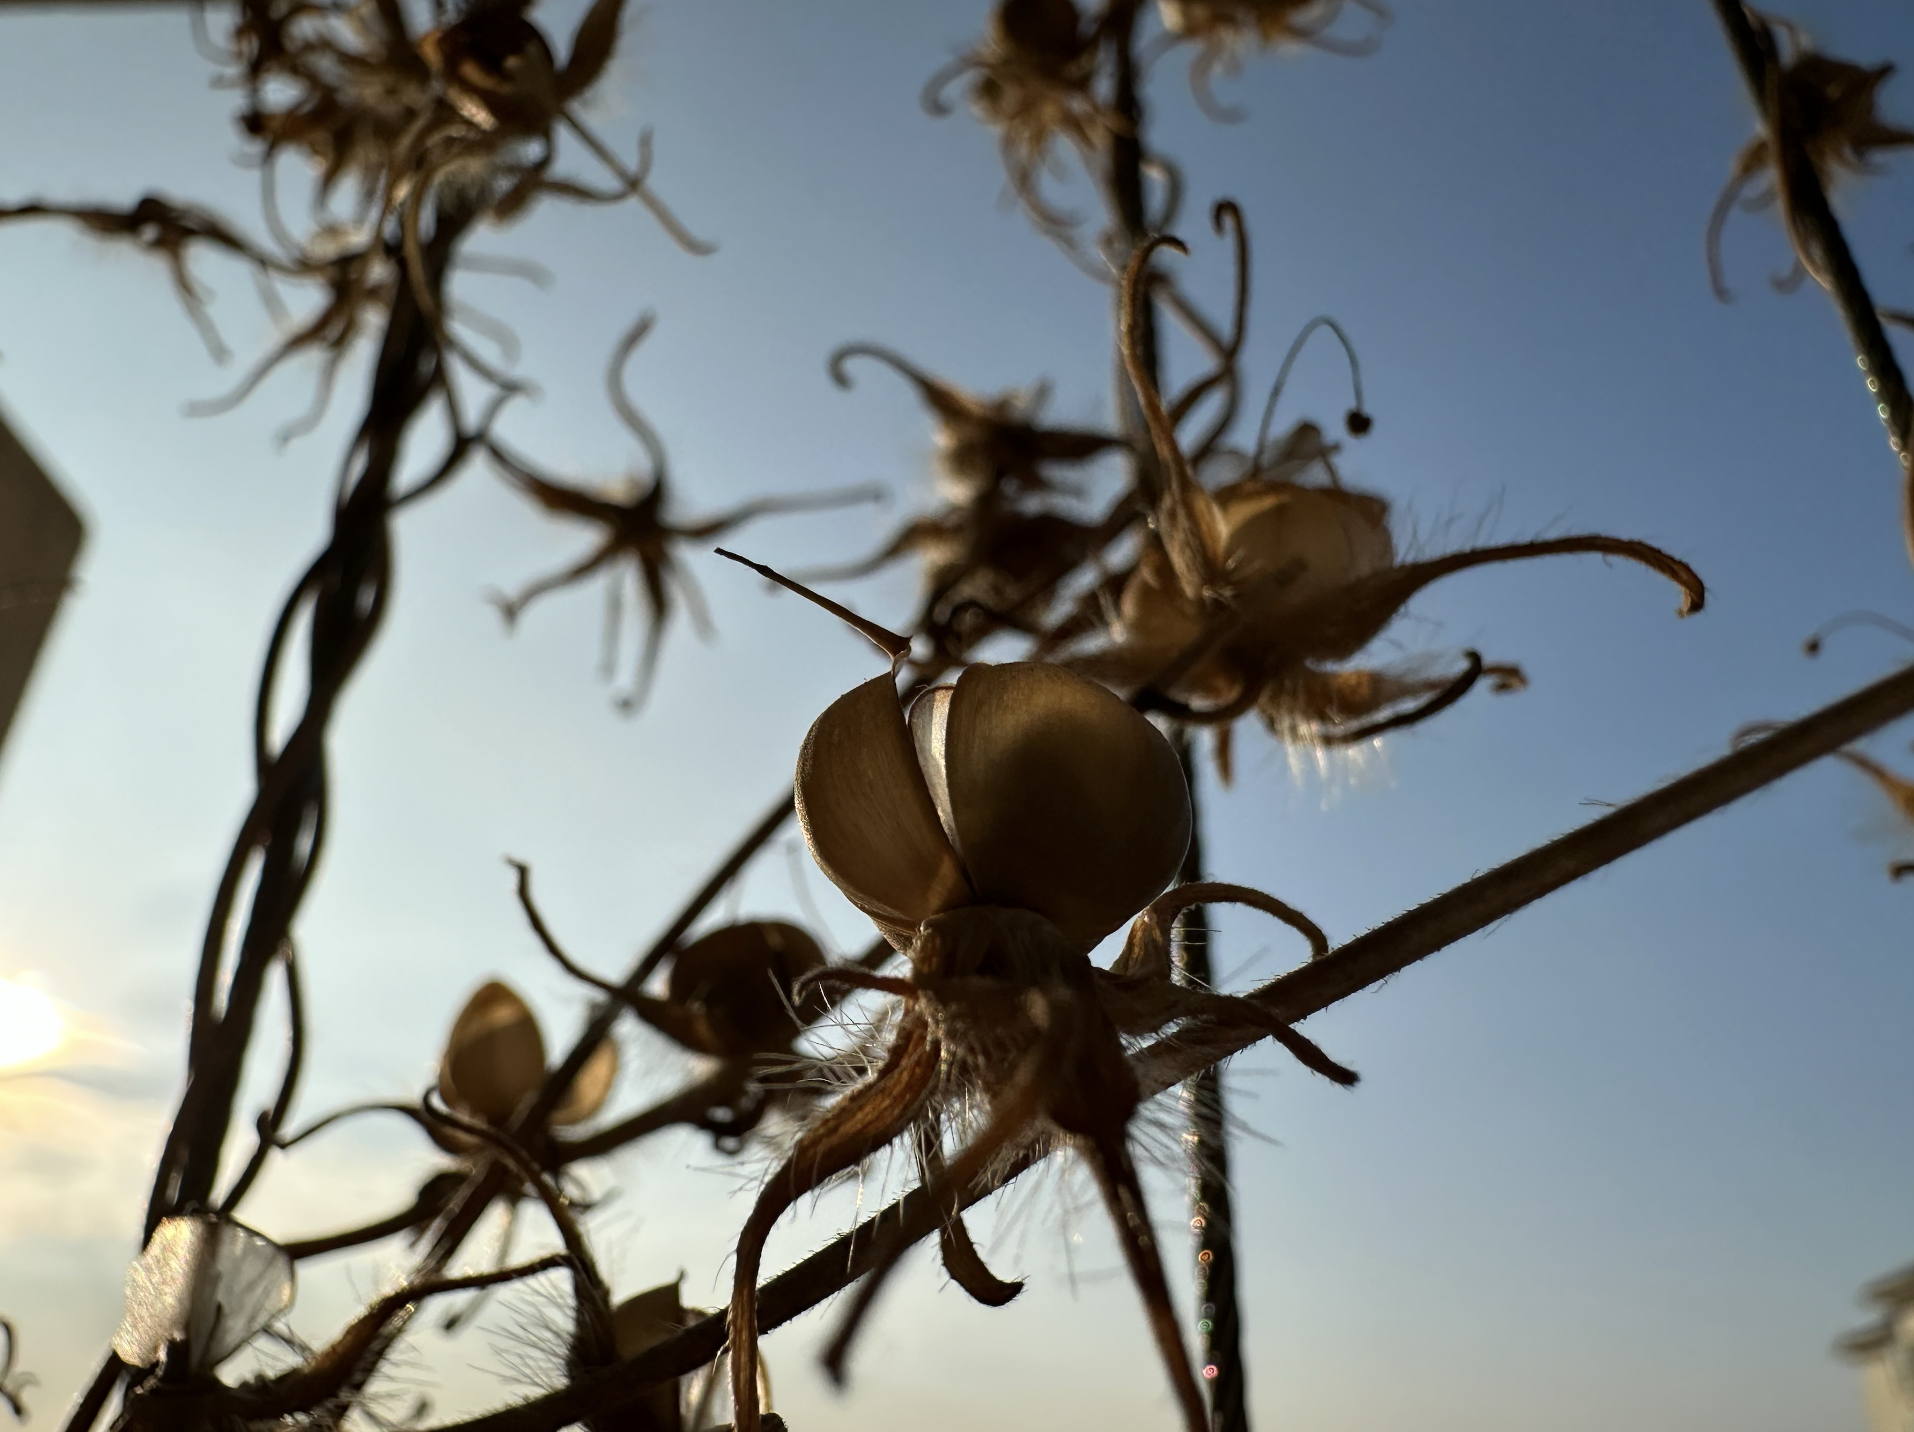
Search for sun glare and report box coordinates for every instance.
[0,978,63,1071]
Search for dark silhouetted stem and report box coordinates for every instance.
[1708,0,1914,568]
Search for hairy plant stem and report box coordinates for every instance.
[415,656,1914,1432]
[1103,8,1250,1422]
[1708,0,1914,568]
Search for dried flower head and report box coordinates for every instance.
[804,343,1119,659]
[1159,0,1391,118]
[715,555,1359,1432]
[439,980,618,1128]
[1708,20,1914,301]
[1061,236,1703,771]
[490,316,881,710]
[924,0,1120,230]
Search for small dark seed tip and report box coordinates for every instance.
[1344,409,1373,437]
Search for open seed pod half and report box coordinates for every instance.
[113,1214,293,1376]
[438,980,618,1127]
[628,921,829,1059]
[797,659,1191,952]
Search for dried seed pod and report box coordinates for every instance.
[438,980,617,1127]
[717,557,1358,1432]
[1075,234,1704,757]
[1709,24,1914,301]
[113,1215,293,1374]
[629,921,829,1059]
[796,661,1191,950]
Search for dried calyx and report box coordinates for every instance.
[1709,17,1914,302]
[1052,233,1703,773]
[1159,0,1391,118]
[715,554,1359,1432]
[801,342,1120,659]
[925,0,1120,232]
[491,315,882,711]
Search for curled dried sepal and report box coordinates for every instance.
[1709,24,1914,302]
[439,980,616,1127]
[829,343,1121,502]
[922,0,1122,234]
[798,663,1190,950]
[113,1215,294,1374]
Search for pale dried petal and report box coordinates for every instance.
[941,664,1190,945]
[439,981,548,1124]
[113,1215,293,1373]
[551,1034,619,1126]
[796,674,974,942]
[1220,484,1393,637]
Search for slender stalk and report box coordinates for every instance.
[415,656,1914,1432]
[1174,738,1247,1432]
[1708,0,1914,568]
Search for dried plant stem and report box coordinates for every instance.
[418,657,1914,1432]
[144,196,480,1244]
[1708,0,1914,568]
[1172,732,1247,1432]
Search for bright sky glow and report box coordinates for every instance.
[0,978,63,1071]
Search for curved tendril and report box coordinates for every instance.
[1143,154,1185,231]
[921,53,978,117]
[1344,537,1704,642]
[1802,609,1914,656]
[1319,650,1486,745]
[1188,47,1247,124]
[828,341,948,404]
[1144,879,1331,962]
[604,311,671,481]
[1707,157,1765,303]
[1254,314,1369,464]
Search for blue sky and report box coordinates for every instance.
[2,1,1914,1429]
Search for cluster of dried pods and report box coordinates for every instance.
[30,0,1914,1429]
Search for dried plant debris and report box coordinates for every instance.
[715,566,1357,1432]
[0,1321,34,1423]
[1042,237,1701,773]
[925,0,1123,231]
[1159,0,1391,118]
[489,317,881,711]
[1709,13,1914,301]
[803,342,1120,659]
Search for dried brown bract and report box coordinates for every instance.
[489,316,882,711]
[439,980,619,1133]
[714,562,1358,1432]
[806,342,1120,659]
[0,195,302,364]
[1709,18,1914,301]
[1053,237,1703,767]
[1159,0,1391,119]
[924,0,1122,231]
